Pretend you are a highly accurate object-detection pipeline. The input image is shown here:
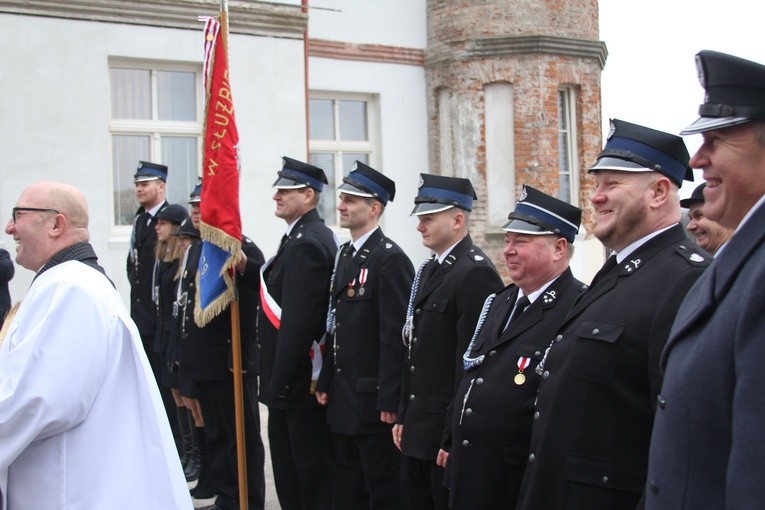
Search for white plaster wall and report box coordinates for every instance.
[308,0,426,48]
[0,14,306,306]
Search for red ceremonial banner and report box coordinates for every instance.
[195,17,243,326]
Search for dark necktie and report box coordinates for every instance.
[135,212,148,240]
[424,259,440,284]
[503,295,530,332]
[347,244,356,257]
[590,255,618,288]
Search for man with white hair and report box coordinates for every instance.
[0,182,191,509]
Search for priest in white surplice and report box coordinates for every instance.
[0,182,192,509]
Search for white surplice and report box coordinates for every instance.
[0,261,192,509]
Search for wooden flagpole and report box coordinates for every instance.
[219,2,249,508]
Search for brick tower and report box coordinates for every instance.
[425,0,607,278]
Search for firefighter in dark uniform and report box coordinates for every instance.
[393,174,503,510]
[315,162,414,510]
[256,157,338,510]
[128,161,169,372]
[516,120,712,510]
[446,186,586,509]
[126,161,174,444]
[178,181,266,510]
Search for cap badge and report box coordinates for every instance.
[352,161,358,171]
[607,120,616,140]
[695,53,705,87]
[138,162,144,169]
[418,176,424,189]
[690,253,705,262]
[519,186,528,202]
[542,290,557,304]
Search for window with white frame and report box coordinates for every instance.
[109,60,203,226]
[309,93,378,227]
[557,87,579,205]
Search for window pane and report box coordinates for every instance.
[110,68,151,119]
[310,99,334,140]
[557,91,569,131]
[558,91,572,202]
[157,71,197,121]
[311,153,336,226]
[342,153,369,177]
[162,136,199,207]
[113,135,151,225]
[339,100,367,141]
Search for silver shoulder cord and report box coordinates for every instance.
[462,293,496,370]
[401,258,432,350]
[324,244,346,335]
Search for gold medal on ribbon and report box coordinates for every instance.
[515,356,531,385]
[347,288,355,297]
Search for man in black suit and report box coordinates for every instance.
[256,157,338,510]
[393,174,503,510]
[446,185,586,509]
[647,50,765,509]
[179,182,266,510]
[126,161,175,443]
[128,161,169,363]
[516,120,711,510]
[315,162,414,510]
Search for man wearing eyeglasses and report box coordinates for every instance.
[0,181,192,509]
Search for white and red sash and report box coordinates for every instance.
[260,259,325,385]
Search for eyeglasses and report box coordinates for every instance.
[12,207,60,222]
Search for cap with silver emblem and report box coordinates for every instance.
[134,161,168,183]
[411,174,477,216]
[338,161,396,206]
[503,185,582,243]
[273,157,328,192]
[682,50,765,135]
[589,119,693,187]
[188,178,202,204]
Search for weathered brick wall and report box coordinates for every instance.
[425,0,604,281]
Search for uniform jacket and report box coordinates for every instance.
[397,234,503,461]
[448,268,586,510]
[127,202,168,338]
[257,209,337,409]
[516,224,710,510]
[178,237,263,382]
[153,258,179,354]
[646,202,765,509]
[316,229,414,435]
